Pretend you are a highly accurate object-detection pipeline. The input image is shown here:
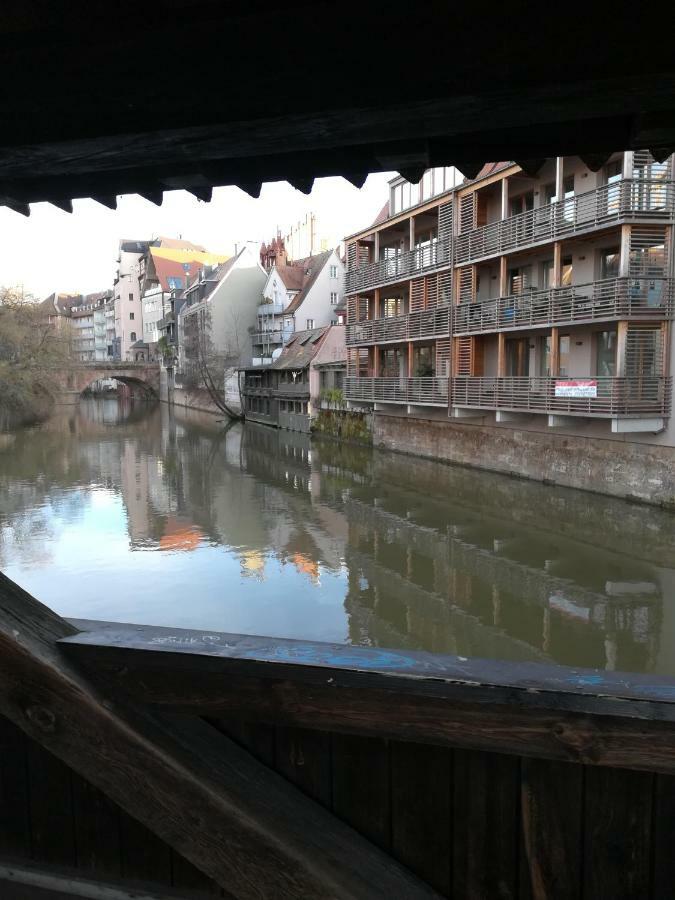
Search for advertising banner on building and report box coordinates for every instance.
[554,379,597,398]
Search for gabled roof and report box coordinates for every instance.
[282,249,335,315]
[275,265,306,292]
[269,326,330,370]
[372,201,389,226]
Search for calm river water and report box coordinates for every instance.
[1,397,674,675]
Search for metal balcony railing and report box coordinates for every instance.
[345,376,449,405]
[346,306,450,346]
[257,300,286,316]
[453,277,674,335]
[455,179,675,265]
[251,330,292,345]
[345,238,451,294]
[450,376,672,417]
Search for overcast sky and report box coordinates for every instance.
[0,173,392,299]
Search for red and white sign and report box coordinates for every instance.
[554,379,597,399]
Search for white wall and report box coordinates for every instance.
[115,245,143,359]
[294,249,344,330]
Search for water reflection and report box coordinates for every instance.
[1,397,674,675]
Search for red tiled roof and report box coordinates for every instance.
[283,250,334,315]
[276,264,306,292]
[152,257,203,291]
[372,201,389,226]
[463,161,514,184]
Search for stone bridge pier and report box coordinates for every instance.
[52,363,161,404]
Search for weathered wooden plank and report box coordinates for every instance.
[390,741,452,897]
[63,619,675,709]
[332,734,391,852]
[211,719,276,768]
[453,749,520,900]
[0,860,218,899]
[652,773,675,898]
[519,758,583,900]
[274,726,332,808]
[118,810,172,887]
[60,620,675,775]
[583,767,653,900]
[0,572,439,899]
[71,773,122,878]
[27,741,76,868]
[0,716,31,859]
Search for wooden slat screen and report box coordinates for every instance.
[459,195,476,234]
[410,278,425,312]
[346,243,357,271]
[453,336,473,375]
[425,275,438,309]
[346,297,358,324]
[625,324,666,377]
[438,271,453,307]
[438,200,454,239]
[633,150,673,181]
[630,226,669,278]
[457,267,475,304]
[346,348,371,377]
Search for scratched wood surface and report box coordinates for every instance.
[3,709,672,899]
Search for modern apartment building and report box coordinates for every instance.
[343,153,674,449]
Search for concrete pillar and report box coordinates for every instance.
[616,321,628,376]
[501,178,509,219]
[499,257,508,296]
[409,217,415,252]
[555,156,564,202]
[622,151,633,179]
[374,231,380,263]
[553,242,562,288]
[619,224,631,277]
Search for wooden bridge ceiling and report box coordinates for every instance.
[2,1,675,214]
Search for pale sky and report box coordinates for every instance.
[0,173,392,299]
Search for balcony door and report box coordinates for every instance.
[596,330,617,377]
[505,338,529,376]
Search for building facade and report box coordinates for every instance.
[114,240,148,361]
[178,245,267,411]
[253,248,344,365]
[242,326,333,432]
[343,153,674,450]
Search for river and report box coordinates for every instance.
[1,397,674,675]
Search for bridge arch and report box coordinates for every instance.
[54,363,161,404]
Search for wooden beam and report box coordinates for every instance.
[0,574,437,900]
[497,333,506,377]
[60,619,675,775]
[550,327,560,377]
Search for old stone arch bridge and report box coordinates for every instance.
[52,362,160,404]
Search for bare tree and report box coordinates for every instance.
[181,306,243,420]
[0,287,74,423]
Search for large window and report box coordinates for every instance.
[601,247,620,279]
[559,335,571,376]
[596,330,617,376]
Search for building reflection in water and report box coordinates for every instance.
[0,396,674,675]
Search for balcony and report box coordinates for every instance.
[346,306,450,346]
[257,299,286,316]
[455,179,675,265]
[450,376,671,418]
[345,238,451,294]
[453,277,674,335]
[252,329,293,345]
[275,381,309,397]
[345,376,449,406]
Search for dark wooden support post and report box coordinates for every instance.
[0,573,438,900]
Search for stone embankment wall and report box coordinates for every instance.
[374,414,675,508]
[312,409,373,445]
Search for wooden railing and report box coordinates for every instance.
[346,306,450,346]
[454,277,675,335]
[345,237,451,294]
[345,376,449,405]
[450,375,672,417]
[455,179,675,265]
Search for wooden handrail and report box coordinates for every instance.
[60,618,675,774]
